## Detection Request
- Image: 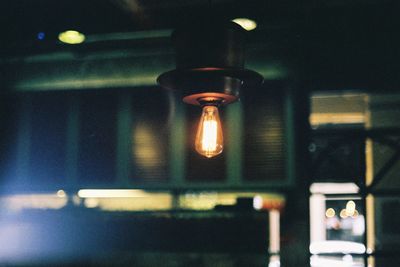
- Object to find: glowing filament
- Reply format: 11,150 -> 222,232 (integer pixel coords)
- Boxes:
202,120 -> 218,151
195,105 -> 223,158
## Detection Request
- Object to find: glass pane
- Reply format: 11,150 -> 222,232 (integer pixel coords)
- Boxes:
374,195 -> 400,253
373,255 -> 400,266
325,198 -> 364,243
371,138 -> 400,191
310,136 -> 365,183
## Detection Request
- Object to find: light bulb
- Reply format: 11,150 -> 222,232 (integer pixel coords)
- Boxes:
195,105 -> 223,158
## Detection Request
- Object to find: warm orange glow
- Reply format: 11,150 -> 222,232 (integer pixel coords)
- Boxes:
340,209 -> 348,219
133,125 -> 160,169
57,190 -> 66,198
310,112 -> 366,125
3,193 -> 68,211
179,192 -> 284,211
195,105 -> 223,158
325,208 -> 336,218
345,200 -> 356,216
352,209 -> 359,218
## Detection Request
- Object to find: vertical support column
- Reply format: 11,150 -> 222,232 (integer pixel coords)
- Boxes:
360,140 -> 369,267
169,96 -> 186,189
366,194 -> 375,265
280,85 -> 311,267
365,138 -> 375,257
285,87 -> 296,186
116,93 -> 132,188
309,194 -> 327,243
269,209 -> 281,266
65,95 -> 80,190
361,191 -> 369,266
269,209 -> 281,254
365,95 -> 375,267
226,102 -> 243,187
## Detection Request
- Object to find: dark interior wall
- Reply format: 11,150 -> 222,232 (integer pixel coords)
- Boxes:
0,82 -> 294,192
1,1 -> 400,266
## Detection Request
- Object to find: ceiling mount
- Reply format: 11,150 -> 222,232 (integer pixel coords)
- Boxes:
157,19 -> 263,105
157,18 -> 263,158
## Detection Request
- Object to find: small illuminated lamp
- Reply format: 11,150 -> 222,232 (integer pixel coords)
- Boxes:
58,30 -> 85,44
352,210 -> 359,218
345,200 -> 356,216
340,209 -> 348,219
157,19 -> 263,158
232,18 -> 257,31
56,190 -> 66,198
325,208 -> 336,218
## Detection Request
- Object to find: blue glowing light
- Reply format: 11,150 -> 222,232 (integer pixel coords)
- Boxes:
37,32 -> 45,40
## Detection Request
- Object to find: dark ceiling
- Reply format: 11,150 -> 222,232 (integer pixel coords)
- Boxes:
1,0 -> 399,53
1,0 -> 400,91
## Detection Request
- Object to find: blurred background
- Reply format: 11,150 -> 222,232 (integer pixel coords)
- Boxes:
0,0 -> 400,266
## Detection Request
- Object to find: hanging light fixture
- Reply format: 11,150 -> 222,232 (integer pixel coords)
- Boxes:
157,19 -> 263,158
